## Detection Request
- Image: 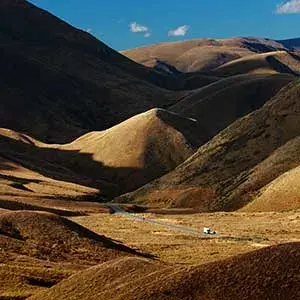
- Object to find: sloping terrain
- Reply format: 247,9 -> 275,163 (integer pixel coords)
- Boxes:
0,154 -> 104,215
0,210 -> 138,263
121,81 -> 300,211
242,165 -> 300,212
59,108 -> 208,191
231,136 -> 300,212
30,243 -> 300,300
279,37 -> 300,50
0,210 -> 141,298
213,51 -> 300,76
122,37 -> 292,72
0,128 -> 116,204
0,108 -> 207,207
170,73 -> 293,137
0,0 -> 186,143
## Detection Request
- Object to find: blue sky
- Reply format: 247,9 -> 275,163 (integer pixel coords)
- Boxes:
28,0 -> 300,50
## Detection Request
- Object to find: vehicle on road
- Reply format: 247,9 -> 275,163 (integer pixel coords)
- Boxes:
203,227 -> 216,235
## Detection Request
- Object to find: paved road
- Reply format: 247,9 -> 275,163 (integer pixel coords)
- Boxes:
106,204 -> 247,240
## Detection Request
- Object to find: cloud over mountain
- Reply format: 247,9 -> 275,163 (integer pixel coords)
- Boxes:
168,25 -> 189,37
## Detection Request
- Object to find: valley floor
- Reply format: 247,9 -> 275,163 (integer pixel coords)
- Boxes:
71,209 -> 300,265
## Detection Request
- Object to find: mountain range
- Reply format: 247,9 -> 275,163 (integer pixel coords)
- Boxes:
1,1 -> 300,298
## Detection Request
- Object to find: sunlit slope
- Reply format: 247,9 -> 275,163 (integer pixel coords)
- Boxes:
31,243 -> 300,300
122,81 -> 300,212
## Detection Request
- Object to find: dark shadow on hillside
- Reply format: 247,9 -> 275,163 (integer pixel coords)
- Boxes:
0,211 -> 156,260
0,135 -> 149,199
266,56 -> 297,75
0,157 -> 17,171
156,109 -> 210,147
0,199 -> 85,216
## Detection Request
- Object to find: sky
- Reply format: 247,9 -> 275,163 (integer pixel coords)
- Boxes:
28,0 -> 300,50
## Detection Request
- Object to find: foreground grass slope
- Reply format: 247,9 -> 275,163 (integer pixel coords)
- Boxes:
0,210 -> 140,298
30,242 -> 300,300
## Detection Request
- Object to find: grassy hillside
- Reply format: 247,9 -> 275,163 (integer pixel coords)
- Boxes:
30,243 -> 300,300
121,81 -> 300,212
122,37 -> 289,72
213,51 -> 300,76
170,73 -> 293,138
0,0 -> 183,143
0,107 -> 208,208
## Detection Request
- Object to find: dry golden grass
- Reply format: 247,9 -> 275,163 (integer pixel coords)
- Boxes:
0,210 -> 141,298
243,165 -> 300,212
29,229 -> 300,300
0,108 -> 208,206
122,37 -> 287,72
125,81 -> 300,212
70,210 -> 300,265
0,258 -> 73,299
214,51 -> 300,76
1,209 -> 299,299
57,108 -> 208,192
0,155 -> 104,215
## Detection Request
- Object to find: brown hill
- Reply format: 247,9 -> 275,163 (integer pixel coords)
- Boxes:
122,37 -> 290,72
59,108 -> 208,191
213,51 -> 300,76
230,136 -> 300,212
30,242 -> 300,300
279,37 -> 300,50
0,128 -> 115,207
0,210 -> 138,264
170,73 -> 293,138
242,165 -> 300,212
0,153 -> 102,215
0,210 -> 143,298
0,108 -> 207,207
0,0 -> 186,143
121,81 -> 300,211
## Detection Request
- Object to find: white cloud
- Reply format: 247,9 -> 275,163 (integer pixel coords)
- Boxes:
276,0 -> 300,14
129,22 -> 151,38
130,22 -> 149,33
168,25 -> 190,37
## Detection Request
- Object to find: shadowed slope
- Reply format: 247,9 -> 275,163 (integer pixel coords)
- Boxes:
0,0 -> 178,89
0,0 -> 182,143
213,51 -> 300,76
121,81 -> 300,211
0,210 -> 139,264
30,243 -> 300,300
170,73 -> 293,137
0,210 -> 145,298
229,136 -> 300,212
0,130 -> 119,199
60,108 -> 208,191
0,108 -> 207,205
279,37 -> 300,50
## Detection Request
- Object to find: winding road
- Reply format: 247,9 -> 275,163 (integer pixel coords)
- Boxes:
106,204 -> 255,241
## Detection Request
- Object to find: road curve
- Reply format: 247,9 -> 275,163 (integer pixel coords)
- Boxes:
105,204 -> 256,241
